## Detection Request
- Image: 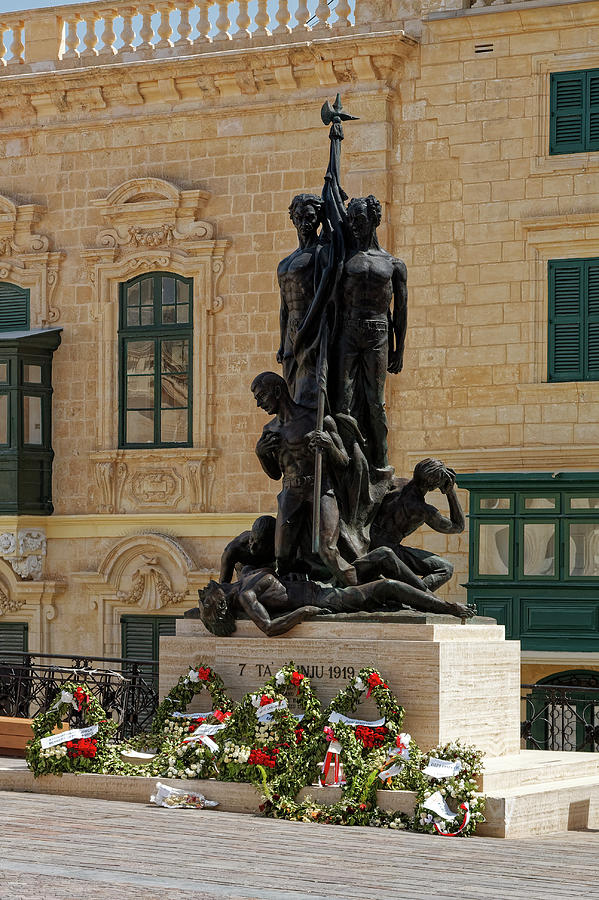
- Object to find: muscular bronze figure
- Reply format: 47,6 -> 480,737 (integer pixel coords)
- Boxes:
219,515 -> 276,583
277,194 -> 325,408
199,551 -> 473,638
370,458 -> 465,592
251,371 -> 356,586
334,195 -> 407,469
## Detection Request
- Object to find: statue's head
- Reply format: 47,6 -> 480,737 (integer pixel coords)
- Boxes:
413,458 -> 454,493
198,580 -> 237,636
289,193 -> 323,244
347,195 -> 382,249
251,371 -> 289,416
249,515 -> 276,558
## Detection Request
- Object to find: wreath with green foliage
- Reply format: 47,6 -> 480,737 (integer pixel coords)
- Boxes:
412,741 -> 485,836
151,664 -> 232,738
26,682 -> 116,777
260,668 -> 407,825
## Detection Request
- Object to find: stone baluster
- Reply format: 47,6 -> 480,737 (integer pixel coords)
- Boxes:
235,0 -> 251,38
8,20 -> 25,65
176,0 -> 193,46
61,15 -> 81,59
0,24 -> 7,66
81,13 -> 100,58
214,0 -> 231,41
294,0 -> 311,30
138,5 -> 156,50
312,0 -> 332,29
119,7 -> 137,53
254,0 -> 271,35
195,0 -> 212,42
334,0 -> 351,26
155,2 -> 174,48
274,0 -> 291,33
100,9 -> 118,55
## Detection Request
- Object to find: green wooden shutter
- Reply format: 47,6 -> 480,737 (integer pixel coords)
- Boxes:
121,616 -> 156,662
549,260 -> 584,380
0,283 -> 29,331
586,262 -> 599,379
587,71 -> 599,151
550,71 -> 586,154
0,622 -> 28,661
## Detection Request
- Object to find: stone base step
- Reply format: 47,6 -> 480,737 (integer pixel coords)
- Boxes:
480,750 -> 599,793
3,754 -> 599,839
480,775 -> 599,838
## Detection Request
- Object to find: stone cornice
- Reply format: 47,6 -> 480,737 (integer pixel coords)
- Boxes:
0,28 -> 417,124
407,446 -> 599,473
427,0 -> 599,39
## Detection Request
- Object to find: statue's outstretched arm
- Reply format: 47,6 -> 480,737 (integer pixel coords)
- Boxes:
238,584 -> 320,636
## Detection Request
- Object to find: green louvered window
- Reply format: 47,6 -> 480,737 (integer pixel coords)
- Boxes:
121,614 -> 180,690
0,283 -> 29,331
548,258 -> 599,382
550,69 -> 599,155
0,622 -> 28,662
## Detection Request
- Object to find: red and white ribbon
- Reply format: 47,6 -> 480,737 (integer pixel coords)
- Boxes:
433,802 -> 471,836
319,740 -> 344,786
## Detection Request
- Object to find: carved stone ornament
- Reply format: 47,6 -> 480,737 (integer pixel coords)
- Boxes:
117,553 -> 187,609
0,194 -> 63,324
0,584 -> 26,616
0,528 -> 47,581
89,178 -> 214,252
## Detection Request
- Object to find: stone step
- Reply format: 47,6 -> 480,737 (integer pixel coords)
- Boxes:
480,750 -> 599,792
479,774 -> 599,839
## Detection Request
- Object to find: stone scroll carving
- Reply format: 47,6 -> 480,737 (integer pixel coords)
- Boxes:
0,194 -> 63,325
0,529 -> 47,582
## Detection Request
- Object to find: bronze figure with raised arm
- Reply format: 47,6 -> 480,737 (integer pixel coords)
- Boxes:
370,457 -> 466,592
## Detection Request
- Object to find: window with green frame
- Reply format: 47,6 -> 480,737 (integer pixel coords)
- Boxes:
461,473 -> 599,650
550,69 -> 599,155
119,272 -> 192,448
121,614 -> 180,690
548,258 -> 599,382
0,621 -> 28,661
468,481 -> 599,583
0,282 -> 29,331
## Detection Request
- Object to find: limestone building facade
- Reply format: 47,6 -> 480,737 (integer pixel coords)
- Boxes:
0,0 -> 598,698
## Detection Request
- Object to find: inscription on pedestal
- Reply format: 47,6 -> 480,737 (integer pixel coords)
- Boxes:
239,662 -> 356,681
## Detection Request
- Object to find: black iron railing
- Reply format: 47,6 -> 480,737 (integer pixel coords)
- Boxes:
0,652 -> 159,739
521,683 -> 599,752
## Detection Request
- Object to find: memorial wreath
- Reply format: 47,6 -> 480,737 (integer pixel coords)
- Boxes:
26,682 -> 116,777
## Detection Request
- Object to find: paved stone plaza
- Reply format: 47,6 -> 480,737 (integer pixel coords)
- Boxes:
1,791 -> 599,900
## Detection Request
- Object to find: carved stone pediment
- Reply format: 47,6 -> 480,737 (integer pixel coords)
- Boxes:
90,178 -> 214,252
0,193 -> 63,324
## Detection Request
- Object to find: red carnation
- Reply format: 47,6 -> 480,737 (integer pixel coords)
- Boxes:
197,666 -> 211,681
290,671 -> 304,686
259,695 -> 272,707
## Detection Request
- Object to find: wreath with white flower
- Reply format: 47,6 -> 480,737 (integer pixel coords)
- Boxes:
151,664 -> 233,739
26,682 -> 116,777
412,741 -> 485,837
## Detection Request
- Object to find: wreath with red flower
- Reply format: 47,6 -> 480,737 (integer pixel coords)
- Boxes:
151,663 -> 233,739
26,681 -> 116,777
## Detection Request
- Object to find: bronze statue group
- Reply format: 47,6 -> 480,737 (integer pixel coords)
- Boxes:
195,98 -> 473,637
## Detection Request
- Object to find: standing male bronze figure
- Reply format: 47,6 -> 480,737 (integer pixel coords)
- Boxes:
334,195 -> 407,470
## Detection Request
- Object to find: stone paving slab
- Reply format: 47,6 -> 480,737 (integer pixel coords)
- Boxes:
2,790 -> 599,900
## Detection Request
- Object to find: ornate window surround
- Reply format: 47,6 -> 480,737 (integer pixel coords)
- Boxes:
0,557 -> 65,653
0,194 -> 63,326
71,532 -> 214,658
81,178 -> 230,514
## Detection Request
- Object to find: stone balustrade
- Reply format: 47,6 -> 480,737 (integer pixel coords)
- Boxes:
0,0 -> 362,71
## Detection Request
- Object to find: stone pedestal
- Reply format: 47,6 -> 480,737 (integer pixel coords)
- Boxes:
160,616 -> 521,757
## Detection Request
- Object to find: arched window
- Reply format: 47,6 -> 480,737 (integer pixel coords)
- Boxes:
118,272 -> 192,448
525,670 -> 599,752
0,282 -> 29,331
